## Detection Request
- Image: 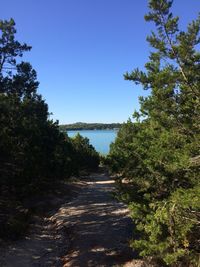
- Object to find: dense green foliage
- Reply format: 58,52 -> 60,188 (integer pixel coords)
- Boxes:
71,133 -> 100,173
59,122 -> 121,131
107,1 -> 200,266
0,19 -> 99,239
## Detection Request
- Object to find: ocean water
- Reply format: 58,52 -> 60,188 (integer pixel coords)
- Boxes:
67,129 -> 118,155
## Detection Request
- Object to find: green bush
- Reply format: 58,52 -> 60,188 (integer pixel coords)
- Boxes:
71,133 -> 100,173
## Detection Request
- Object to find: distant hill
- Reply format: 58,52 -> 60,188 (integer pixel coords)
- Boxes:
59,122 -> 122,131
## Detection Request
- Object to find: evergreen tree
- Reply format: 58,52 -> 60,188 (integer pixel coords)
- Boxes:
0,19 -> 100,238
108,1 -> 200,265
0,19 -> 73,196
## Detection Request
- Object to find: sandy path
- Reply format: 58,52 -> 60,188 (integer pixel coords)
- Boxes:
0,172 -> 136,267
58,172 -> 135,266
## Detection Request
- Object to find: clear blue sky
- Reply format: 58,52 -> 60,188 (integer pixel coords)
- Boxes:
1,0 -> 200,124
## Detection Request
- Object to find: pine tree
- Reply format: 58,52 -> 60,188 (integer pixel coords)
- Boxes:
0,19 -> 77,238
108,1 -> 200,265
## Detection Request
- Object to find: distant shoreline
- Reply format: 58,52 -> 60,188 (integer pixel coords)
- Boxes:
65,129 -> 119,132
59,122 -> 122,131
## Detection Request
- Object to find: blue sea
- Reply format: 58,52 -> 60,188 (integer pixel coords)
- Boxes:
67,130 -> 118,155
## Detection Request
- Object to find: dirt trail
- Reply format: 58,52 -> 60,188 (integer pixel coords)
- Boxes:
0,172 -> 137,267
